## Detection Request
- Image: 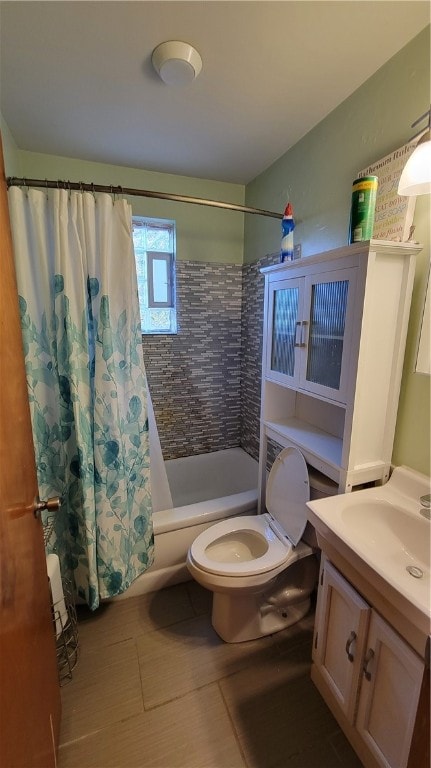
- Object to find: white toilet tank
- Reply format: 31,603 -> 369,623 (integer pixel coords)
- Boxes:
304,466 -> 338,547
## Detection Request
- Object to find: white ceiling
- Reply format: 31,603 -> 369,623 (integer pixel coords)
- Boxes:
0,1 -> 429,184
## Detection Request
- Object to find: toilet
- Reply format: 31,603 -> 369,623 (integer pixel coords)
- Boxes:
186,446 -> 337,643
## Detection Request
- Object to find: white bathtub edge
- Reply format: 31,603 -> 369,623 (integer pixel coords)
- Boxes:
153,489 -> 257,535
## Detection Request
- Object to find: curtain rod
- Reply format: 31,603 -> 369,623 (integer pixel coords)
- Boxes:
6,177 -> 283,220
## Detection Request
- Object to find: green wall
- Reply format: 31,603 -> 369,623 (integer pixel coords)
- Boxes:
244,27 -> 430,475
1,112 -> 21,176
11,150 -> 246,265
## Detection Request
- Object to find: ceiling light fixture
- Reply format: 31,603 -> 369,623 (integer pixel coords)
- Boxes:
398,109 -> 431,197
152,41 -> 202,87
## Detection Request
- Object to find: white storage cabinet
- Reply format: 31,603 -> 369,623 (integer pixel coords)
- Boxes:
258,239 -> 421,500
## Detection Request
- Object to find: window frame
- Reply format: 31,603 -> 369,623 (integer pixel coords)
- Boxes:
147,251 -> 174,308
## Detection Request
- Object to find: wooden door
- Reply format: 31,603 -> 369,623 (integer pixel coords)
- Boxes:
0,135 -> 61,766
312,557 -> 369,723
356,611 -> 424,768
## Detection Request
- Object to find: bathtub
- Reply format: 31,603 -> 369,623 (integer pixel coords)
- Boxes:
119,447 -> 258,597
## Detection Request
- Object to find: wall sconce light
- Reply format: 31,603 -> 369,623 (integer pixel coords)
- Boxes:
152,41 -> 202,87
398,110 -> 431,196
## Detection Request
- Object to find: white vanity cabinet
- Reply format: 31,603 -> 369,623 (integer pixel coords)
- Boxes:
258,239 -> 422,499
312,557 -> 427,768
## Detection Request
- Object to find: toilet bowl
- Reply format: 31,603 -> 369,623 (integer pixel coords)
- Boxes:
187,447 -> 337,643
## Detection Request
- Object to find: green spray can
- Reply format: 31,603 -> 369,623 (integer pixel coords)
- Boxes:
349,176 -> 378,243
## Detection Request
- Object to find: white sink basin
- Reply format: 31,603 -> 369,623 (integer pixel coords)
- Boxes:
307,466 -> 431,637
340,500 -> 430,567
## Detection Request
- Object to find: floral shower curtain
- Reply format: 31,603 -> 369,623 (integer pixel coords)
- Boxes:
8,186 -> 155,609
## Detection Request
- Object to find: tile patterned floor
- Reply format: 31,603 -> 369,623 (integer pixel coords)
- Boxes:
58,581 -> 363,768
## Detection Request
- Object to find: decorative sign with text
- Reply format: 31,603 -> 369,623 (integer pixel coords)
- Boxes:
358,139 -> 418,242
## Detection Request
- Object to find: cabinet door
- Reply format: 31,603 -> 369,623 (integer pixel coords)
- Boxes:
266,277 -> 303,386
313,559 -> 370,723
356,612 -> 424,768
300,267 -> 357,403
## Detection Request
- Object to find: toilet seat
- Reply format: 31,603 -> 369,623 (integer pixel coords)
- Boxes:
266,447 -> 310,546
188,447 -> 312,578
188,514 -> 296,577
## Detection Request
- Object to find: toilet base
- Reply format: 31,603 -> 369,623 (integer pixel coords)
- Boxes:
211,592 -> 311,643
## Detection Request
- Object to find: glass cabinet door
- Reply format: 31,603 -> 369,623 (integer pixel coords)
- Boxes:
301,268 -> 357,402
266,278 -> 302,384
265,268 -> 356,401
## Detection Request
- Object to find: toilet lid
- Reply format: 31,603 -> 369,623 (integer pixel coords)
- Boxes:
266,447 -> 310,546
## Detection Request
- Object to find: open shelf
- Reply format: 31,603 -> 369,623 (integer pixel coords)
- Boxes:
264,417 -> 343,482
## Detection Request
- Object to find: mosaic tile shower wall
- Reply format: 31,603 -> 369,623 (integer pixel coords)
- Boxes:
240,254 -> 279,461
142,260 -> 242,460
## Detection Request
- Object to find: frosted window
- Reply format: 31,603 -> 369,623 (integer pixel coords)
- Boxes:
152,259 -> 168,303
133,218 -> 176,334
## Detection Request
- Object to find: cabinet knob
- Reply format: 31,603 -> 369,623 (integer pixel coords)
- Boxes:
362,647 -> 375,681
345,630 -> 357,662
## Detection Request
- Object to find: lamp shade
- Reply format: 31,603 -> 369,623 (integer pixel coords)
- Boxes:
152,41 -> 202,86
398,133 -> 431,196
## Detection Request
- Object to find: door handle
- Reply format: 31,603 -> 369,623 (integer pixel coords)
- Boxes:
33,496 -> 62,518
301,320 -> 309,347
294,321 -> 308,348
294,321 -> 302,347
345,630 -> 357,662
362,648 -> 375,681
